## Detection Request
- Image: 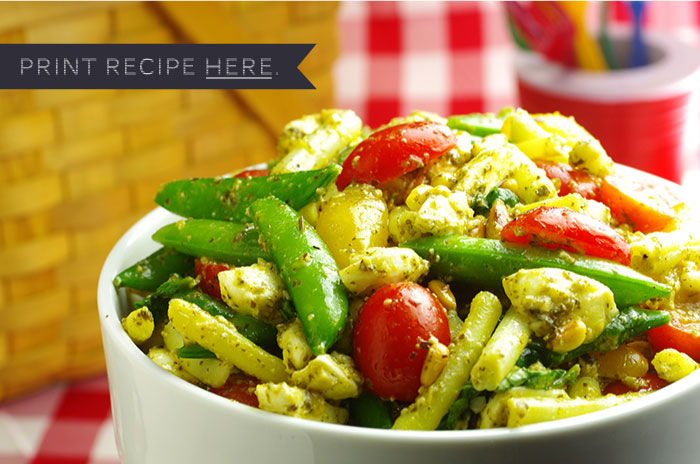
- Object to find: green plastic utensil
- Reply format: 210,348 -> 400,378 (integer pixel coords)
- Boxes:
599,1 -> 619,69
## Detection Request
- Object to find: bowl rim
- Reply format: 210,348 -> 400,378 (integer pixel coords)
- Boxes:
97,164 -> 700,443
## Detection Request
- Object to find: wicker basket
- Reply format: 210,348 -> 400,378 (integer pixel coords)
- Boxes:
0,1 -> 339,402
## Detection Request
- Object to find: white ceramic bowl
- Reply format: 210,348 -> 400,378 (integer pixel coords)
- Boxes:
98,168 -> 700,464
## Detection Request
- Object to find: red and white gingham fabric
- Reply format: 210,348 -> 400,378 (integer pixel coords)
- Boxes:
2,2 -> 700,463
0,377 -> 117,464
333,1 -> 700,128
334,1 -> 517,128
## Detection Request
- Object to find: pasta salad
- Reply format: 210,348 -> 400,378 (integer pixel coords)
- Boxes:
114,108 -> 700,430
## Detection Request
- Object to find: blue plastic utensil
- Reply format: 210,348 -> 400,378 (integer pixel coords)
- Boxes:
629,1 -> 649,67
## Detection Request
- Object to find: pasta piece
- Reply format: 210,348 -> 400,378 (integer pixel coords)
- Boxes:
568,376 -> 602,400
471,307 -> 531,391
479,387 -> 568,429
630,231 -> 700,276
272,109 -> 363,174
503,268 -> 618,352
277,318 -> 314,372
255,383 -> 349,424
161,321 -> 234,388
147,347 -> 197,384
392,291 -> 502,430
456,143 -> 556,204
506,393 -> 638,427
339,247 -> 429,295
652,348 -> 699,383
218,259 -> 287,324
168,298 -> 288,383
290,352 -> 362,400
121,306 -> 154,344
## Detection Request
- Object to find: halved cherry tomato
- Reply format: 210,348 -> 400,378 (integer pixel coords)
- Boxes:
336,121 -> 456,190
233,168 -> 270,178
209,374 -> 261,408
353,282 -> 450,402
603,372 -> 668,395
501,206 -> 631,265
600,175 -> 675,233
194,258 -> 231,300
535,160 -> 600,200
647,307 -> 700,361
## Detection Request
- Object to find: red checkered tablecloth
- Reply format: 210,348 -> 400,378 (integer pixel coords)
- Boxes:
0,377 -> 117,464
2,2 -> 700,463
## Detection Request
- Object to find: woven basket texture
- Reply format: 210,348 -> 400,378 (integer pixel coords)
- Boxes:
0,1 -> 339,402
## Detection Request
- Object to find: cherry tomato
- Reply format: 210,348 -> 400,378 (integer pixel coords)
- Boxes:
602,372 -> 668,395
233,168 -> 270,178
501,206 -> 631,265
209,374 -> 261,408
353,282 -> 451,402
194,258 -> 231,300
600,175 -> 676,233
336,121 -> 457,190
647,308 -> 700,361
535,160 -> 600,200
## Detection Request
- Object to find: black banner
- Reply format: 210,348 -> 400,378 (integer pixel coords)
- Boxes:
0,44 -> 315,89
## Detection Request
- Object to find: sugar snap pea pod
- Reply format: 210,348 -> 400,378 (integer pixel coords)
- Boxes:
155,164 -> 341,222
152,219 -> 269,265
402,235 -> 670,307
447,113 -> 505,136
517,306 -> 671,367
177,344 -> 217,359
349,391 -> 393,429
113,247 -> 193,292
250,196 -> 348,355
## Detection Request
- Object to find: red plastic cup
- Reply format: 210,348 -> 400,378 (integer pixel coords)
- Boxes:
517,31 -> 700,183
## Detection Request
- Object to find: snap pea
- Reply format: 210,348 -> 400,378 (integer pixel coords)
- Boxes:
155,164 -> 341,222
250,196 -> 348,355
113,247 -> 193,292
447,113 -> 505,137
349,392 -> 393,429
152,219 -> 269,265
517,306 -> 671,367
402,235 -> 670,307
